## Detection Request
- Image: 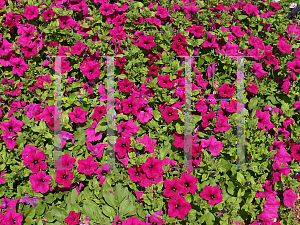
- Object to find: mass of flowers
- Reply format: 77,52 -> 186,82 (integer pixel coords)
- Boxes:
0,0 -> 300,224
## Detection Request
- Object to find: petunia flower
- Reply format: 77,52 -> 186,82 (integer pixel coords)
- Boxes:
137,35 -> 156,50
136,133 -> 157,153
201,111 -> 215,128
263,196 -> 280,218
0,198 -> 19,211
132,102 -> 154,124
65,211 -> 80,225
118,78 -> 134,93
77,155 -> 99,175
81,61 -> 101,80
99,3 -> 114,15
9,57 -> 29,77
116,119 -> 139,138
251,212 -> 274,225
86,141 -> 106,159
85,120 -> 104,142
283,187 -> 298,207
91,105 -> 107,122
68,106 -> 87,123
291,144 -> 300,161
141,157 -> 163,180
200,185 -> 223,205
115,137 -> 131,158
41,7 -> 55,21
23,151 -> 47,173
29,171 -> 52,194
214,115 -> 231,133
2,209 -> 23,225
217,83 -> 235,98
201,135 -> 223,156
161,106 -> 179,123
58,15 -> 77,29
179,172 -> 198,195
95,164 -> 113,185
19,194 -> 42,207
113,213 -> 127,225
163,178 -> 185,198
55,170 -> 74,187
168,195 -> 191,219
70,41 -> 86,55
57,131 -> 75,149
0,116 -> 24,133
255,109 -> 274,130
271,161 -> 290,183
22,6 -> 39,20
54,154 -> 76,170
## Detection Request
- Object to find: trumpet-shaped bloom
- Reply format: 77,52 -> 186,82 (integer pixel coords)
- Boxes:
163,178 -> 185,198
0,116 -> 24,133
136,133 -> 157,153
291,144 -> 300,161
54,154 -> 76,170
65,211 -> 80,225
55,170 -> 74,187
86,141 -> 106,159
161,106 -> 179,123
200,185 -> 223,205
77,155 -> 99,175
68,106 -> 87,123
137,35 -> 156,50
217,83 -> 235,98
168,195 -> 191,219
118,78 -> 134,93
10,57 -> 29,76
81,61 -> 101,79
115,137 -> 131,158
201,135 -> 223,156
23,6 -> 39,20
23,151 -> 47,173
116,119 -> 139,138
283,187 -> 298,207
85,120 -> 104,142
2,209 -> 23,225
91,105 -> 107,122
142,157 -> 163,180
29,171 -> 52,194
179,172 -> 198,195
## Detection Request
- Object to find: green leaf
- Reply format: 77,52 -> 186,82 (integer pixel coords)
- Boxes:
82,199 -> 102,220
204,211 -> 215,225
119,199 -> 135,217
153,110 -> 161,121
115,183 -> 128,204
238,15 -> 248,20
175,123 -> 184,134
36,201 -> 45,216
237,172 -> 245,184
226,181 -> 235,195
31,126 -> 42,133
103,190 -> 117,209
70,188 -> 79,204
248,97 -> 258,110
102,205 -> 116,218
52,206 -> 68,222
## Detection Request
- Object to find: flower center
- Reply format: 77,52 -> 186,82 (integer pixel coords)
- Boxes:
16,64 -> 20,68
122,127 -> 125,132
40,179 -> 45,183
210,194 -> 214,199
172,187 -> 176,191
128,104 -> 132,107
258,119 -> 262,123
175,204 -> 179,209
185,182 -> 189,187
33,160 -> 38,164
89,70 -> 93,74
122,144 -> 126,147
168,113 -> 172,116
101,171 -> 107,176
8,126 -> 13,132
135,172 -> 139,176
63,174 -> 67,179
149,165 -> 153,169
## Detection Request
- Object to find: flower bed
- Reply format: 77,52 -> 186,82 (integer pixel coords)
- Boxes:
1,0 -> 300,224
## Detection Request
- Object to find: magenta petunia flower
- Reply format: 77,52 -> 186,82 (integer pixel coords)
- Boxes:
58,15 -> 77,29
206,63 -> 218,78
133,103 -> 154,124
272,147 -> 292,167
217,83 -> 235,98
251,212 -> 274,225
23,151 -> 47,173
22,6 -> 39,20
91,105 -> 107,122
81,61 -> 101,79
68,106 -> 87,123
291,144 -> 300,161
179,172 -> 198,195
283,187 -> 297,207
55,169 -> 74,187
21,43 -> 38,58
99,3 -> 114,15
126,216 -> 146,225
86,141 -> 106,159
113,213 -> 127,225
24,103 -> 41,119
54,154 -> 76,170
271,161 -> 290,183
41,7 -> 55,21
200,185 -> 223,205
0,171 -> 6,184
163,177 -> 185,198
65,211 -> 80,225
39,105 -> 61,123
161,106 -> 179,123
263,196 -> 280,219
201,135 -> 223,156
29,171 -> 52,194
116,119 -> 139,138
0,198 -> 19,211
19,194 -> 42,207
137,35 -> 156,50
115,137 -> 131,158
201,111 -> 215,128
85,120 -> 104,142
95,164 -> 112,185
118,78 -> 134,93
214,115 -> 231,133
77,155 -> 99,175
243,2 -> 259,16
172,132 -> 184,149
136,133 -> 157,153
128,165 -> 144,183
2,209 -> 23,225
70,41 -> 86,55
141,157 -> 163,180
9,57 -> 29,77
57,131 -> 75,149
255,109 -> 275,130
168,195 -> 191,219
0,116 -> 24,133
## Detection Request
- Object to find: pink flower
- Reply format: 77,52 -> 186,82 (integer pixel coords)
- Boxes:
200,185 -> 223,205
70,41 -> 86,55
201,135 -> 223,156
55,170 -> 74,187
77,155 -> 99,175
172,132 -> 184,149
246,81 -> 259,94
65,211 -> 80,225
271,161 -> 290,183
243,2 -> 259,16
41,7 -> 55,21
141,157 -> 163,180
29,171 -> 52,193
202,32 -> 218,48
277,40 -> 292,54
119,78 -> 134,93
23,6 -> 39,20
126,216 -> 146,225
156,5 -> 169,18
283,187 -> 297,207
132,101 -> 154,124
0,116 -> 24,133
214,115 -> 231,133
115,137 -> 131,158
168,195 -> 191,219
232,24 -> 245,38
39,105 -> 60,123
250,212 -> 273,225
9,57 -> 29,76
85,120 -> 104,142
57,131 -> 75,149
263,196 -> 280,218
116,119 -> 139,138
163,178 -> 185,198
86,141 -> 106,159
179,172 -> 198,195
291,144 -> 300,161
54,154 -> 76,170
137,35 -> 156,50
95,164 -> 112,185
91,105 -> 107,122
2,209 -> 23,225
161,106 -> 179,123
218,83 -> 235,98
23,151 -> 47,173
68,106 -> 87,123
201,111 -> 215,127
255,109 -> 274,130
0,171 -> 6,184
206,63 -> 217,78
81,61 -> 101,79
58,15 -> 77,29
0,198 -> 19,211
99,3 -> 114,15
136,134 -> 157,153
287,58 -> 300,73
